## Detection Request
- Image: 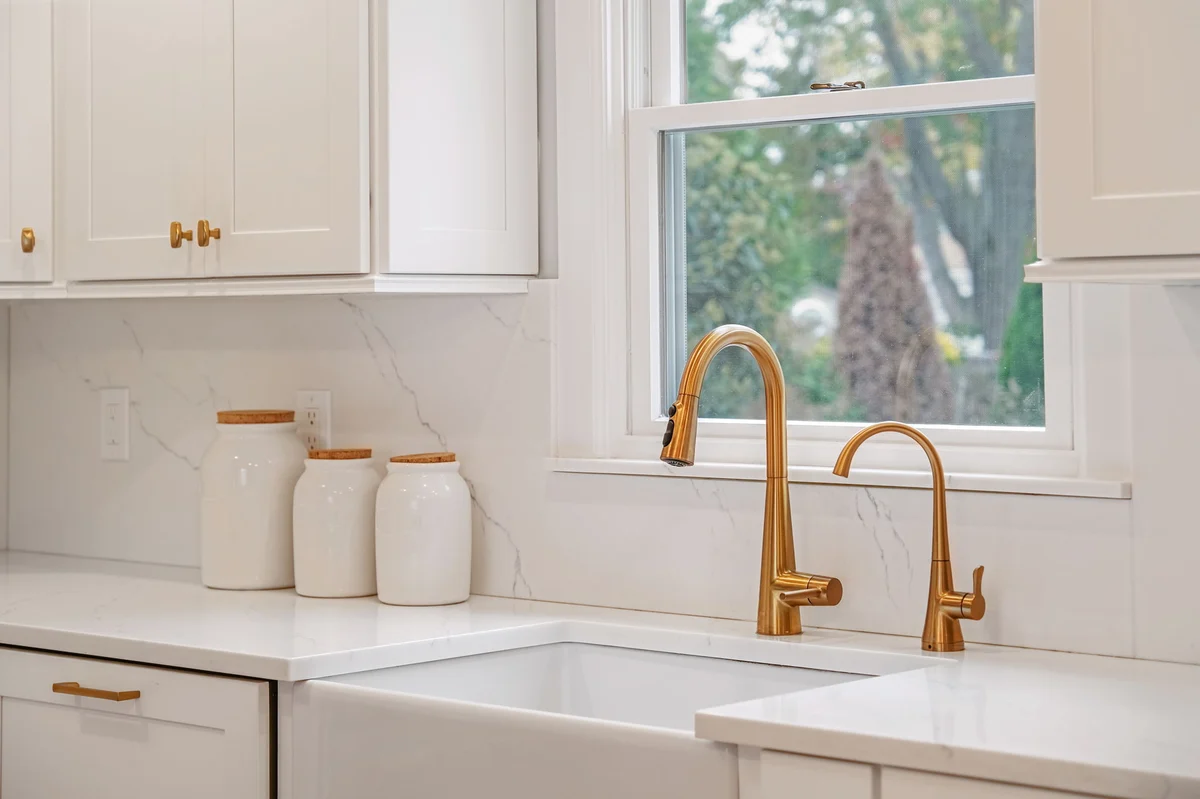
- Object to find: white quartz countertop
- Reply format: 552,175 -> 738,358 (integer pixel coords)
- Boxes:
0,552 -> 1196,799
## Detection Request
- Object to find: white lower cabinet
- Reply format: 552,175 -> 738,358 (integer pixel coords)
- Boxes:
744,750 -> 1095,799
0,647 -> 270,799
882,768 -> 1093,799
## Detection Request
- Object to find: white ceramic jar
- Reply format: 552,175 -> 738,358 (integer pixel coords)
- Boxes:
293,449 -> 381,598
375,452 -> 471,605
200,410 -> 307,589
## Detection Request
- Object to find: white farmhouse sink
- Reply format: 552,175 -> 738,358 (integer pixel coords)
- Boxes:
294,641 -> 870,799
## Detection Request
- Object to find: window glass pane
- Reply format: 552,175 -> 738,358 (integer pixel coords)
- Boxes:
664,106 -> 1041,426
685,0 -> 1034,102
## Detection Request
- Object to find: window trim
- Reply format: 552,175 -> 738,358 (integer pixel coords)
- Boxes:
550,0 -> 1132,495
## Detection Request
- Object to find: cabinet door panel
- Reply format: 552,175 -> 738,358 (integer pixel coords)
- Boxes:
57,0 -> 206,280
883,767 -> 1091,799
386,0 -> 538,276
1038,0 -> 1200,258
0,647 -> 268,799
203,0 -> 368,277
0,0 -> 52,282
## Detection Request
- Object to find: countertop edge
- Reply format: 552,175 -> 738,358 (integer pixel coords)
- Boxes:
695,712 -> 1196,799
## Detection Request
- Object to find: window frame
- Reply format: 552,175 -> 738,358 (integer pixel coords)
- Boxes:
550,0 -> 1133,493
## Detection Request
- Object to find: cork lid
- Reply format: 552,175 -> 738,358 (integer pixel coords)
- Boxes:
308,448 -> 372,460
217,410 -> 295,424
390,452 -> 457,464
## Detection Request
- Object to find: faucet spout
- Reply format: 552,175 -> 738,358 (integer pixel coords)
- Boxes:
661,325 -> 842,636
833,421 -> 985,651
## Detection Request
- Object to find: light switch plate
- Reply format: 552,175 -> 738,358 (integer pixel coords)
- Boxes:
100,388 -> 130,462
296,390 -> 332,451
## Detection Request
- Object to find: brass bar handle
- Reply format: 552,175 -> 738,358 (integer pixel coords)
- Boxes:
197,219 -> 221,247
775,572 -> 844,607
169,221 -> 193,249
20,227 -> 35,253
52,681 -> 141,702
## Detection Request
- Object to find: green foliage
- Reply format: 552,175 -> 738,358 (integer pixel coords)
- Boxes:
997,281 -> 1044,402
677,0 -> 1041,426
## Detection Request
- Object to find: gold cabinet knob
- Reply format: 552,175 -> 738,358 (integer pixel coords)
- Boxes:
170,221 -> 193,249
20,227 -> 35,253
197,219 -> 221,247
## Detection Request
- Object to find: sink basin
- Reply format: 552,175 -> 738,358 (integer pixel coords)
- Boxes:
295,641 -> 869,799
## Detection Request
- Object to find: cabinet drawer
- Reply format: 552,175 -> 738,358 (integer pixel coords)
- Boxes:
0,647 -> 269,799
883,767 -> 1093,799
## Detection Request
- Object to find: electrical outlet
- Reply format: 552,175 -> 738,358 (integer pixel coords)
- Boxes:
100,387 -> 130,462
296,390 -> 332,451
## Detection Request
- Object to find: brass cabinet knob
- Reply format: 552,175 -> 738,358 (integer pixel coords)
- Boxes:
197,219 -> 221,247
170,221 -> 194,249
20,227 -> 35,253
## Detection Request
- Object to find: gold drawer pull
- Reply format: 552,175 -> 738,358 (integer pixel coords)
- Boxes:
53,681 -> 141,702
20,227 -> 35,253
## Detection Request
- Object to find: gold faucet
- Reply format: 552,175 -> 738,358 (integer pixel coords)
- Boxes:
833,422 -> 986,652
661,324 -> 843,636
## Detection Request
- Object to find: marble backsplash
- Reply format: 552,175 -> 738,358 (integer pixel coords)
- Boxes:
7,284 -> 1196,664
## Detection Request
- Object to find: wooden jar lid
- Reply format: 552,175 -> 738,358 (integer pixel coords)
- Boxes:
390,452 -> 456,464
308,448 -> 373,460
216,410 -> 295,424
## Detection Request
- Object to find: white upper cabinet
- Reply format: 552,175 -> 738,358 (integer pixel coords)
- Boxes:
57,0 -> 207,281
0,0 -> 53,283
383,0 -> 539,276
202,0 -> 368,278
58,0 -> 368,282
43,0 -> 536,295
1031,0 -> 1200,282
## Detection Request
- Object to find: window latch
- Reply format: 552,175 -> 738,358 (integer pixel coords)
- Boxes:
810,81 -> 866,92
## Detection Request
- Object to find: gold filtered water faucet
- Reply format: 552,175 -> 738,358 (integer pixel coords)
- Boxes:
833,422 -> 986,652
661,325 -> 843,636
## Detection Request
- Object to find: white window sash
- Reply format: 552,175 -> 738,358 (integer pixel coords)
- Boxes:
553,0 -> 1131,487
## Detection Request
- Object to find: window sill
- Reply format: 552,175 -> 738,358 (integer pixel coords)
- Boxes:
548,458 -> 1131,500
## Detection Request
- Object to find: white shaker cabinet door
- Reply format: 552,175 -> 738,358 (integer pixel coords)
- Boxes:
740,749 -> 874,799
0,648 -> 270,799
201,0 -> 369,277
384,0 -> 538,276
1037,0 -> 1200,259
56,0 -> 207,281
0,0 -> 52,283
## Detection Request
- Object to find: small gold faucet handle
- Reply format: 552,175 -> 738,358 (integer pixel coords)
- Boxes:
775,572 -> 843,608
962,565 -> 986,621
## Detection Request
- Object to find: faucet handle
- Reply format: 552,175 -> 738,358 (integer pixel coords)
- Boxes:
959,566 -> 987,621
775,572 -> 843,608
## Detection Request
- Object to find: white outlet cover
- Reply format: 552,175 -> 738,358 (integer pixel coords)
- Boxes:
296,390 -> 332,451
100,387 -> 130,462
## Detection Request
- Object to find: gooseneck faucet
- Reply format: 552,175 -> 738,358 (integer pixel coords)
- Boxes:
661,324 -> 843,636
833,422 -> 986,651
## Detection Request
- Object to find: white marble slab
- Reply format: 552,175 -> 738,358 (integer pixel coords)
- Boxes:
0,552 -> 1197,799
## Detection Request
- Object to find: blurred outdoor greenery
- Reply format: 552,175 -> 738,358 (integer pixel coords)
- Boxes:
678,0 -> 1043,427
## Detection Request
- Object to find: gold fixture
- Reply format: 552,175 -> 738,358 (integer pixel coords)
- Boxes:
169,221 -> 193,249
661,324 -> 843,636
833,422 -> 986,652
20,227 -> 35,253
52,682 -> 141,702
197,219 -> 221,247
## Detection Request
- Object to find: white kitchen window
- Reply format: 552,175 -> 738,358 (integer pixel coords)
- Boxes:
551,0 -> 1131,496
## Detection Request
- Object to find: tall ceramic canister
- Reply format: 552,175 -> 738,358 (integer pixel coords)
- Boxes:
375,452 -> 472,605
293,448 -> 381,598
200,410 -> 307,589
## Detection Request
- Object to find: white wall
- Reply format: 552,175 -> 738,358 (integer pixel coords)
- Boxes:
10,284 -> 1200,665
